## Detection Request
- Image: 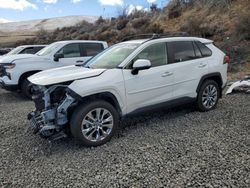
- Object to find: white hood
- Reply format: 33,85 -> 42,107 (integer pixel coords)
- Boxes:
0,54 -> 37,64
28,65 -> 106,86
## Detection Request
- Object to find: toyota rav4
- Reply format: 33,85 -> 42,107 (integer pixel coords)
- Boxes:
27,36 -> 228,147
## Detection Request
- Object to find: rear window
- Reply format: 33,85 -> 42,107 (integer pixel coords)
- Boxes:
21,46 -> 45,54
195,41 -> 212,57
167,41 -> 196,63
82,43 -> 104,57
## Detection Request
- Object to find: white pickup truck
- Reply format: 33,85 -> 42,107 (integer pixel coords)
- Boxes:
0,40 -> 108,97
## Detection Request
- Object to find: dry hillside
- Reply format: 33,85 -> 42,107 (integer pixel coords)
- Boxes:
15,0 -> 250,74
0,16 -> 97,47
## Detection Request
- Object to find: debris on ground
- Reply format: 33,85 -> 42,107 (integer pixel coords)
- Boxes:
226,76 -> 250,95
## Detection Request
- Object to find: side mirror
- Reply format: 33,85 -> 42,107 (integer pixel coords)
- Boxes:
54,53 -> 64,62
131,59 -> 151,75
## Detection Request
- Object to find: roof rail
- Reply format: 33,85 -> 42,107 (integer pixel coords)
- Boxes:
121,32 -> 189,42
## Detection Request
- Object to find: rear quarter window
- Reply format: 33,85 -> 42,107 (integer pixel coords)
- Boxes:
195,41 -> 212,57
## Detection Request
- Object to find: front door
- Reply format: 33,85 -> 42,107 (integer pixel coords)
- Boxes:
123,42 -> 174,114
57,43 -> 86,66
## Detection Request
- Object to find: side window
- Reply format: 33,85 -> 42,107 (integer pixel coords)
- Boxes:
58,43 -> 81,58
167,41 -> 196,63
133,43 -> 168,68
195,41 -> 212,57
33,47 -> 44,53
82,43 -> 104,57
20,47 -> 35,54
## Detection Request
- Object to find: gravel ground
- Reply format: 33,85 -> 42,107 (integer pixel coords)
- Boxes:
0,88 -> 249,187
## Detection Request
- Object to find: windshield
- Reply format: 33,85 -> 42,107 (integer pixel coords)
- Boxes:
85,43 -> 139,69
36,42 -> 61,56
7,46 -> 25,55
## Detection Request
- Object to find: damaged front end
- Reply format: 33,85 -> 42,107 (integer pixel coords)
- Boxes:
27,84 -> 78,140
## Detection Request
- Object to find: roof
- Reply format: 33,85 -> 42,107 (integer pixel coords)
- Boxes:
123,37 -> 213,45
18,45 -> 47,47
55,40 -> 107,44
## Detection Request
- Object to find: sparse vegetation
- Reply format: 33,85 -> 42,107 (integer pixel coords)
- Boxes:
14,0 -> 249,73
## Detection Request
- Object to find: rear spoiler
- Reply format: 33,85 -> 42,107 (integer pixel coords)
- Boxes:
194,37 -> 213,45
201,39 -> 213,45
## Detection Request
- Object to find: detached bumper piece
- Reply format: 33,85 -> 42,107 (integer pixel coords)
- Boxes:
226,76 -> 250,95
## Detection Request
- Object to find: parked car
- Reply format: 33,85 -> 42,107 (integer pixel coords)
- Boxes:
4,45 -> 47,56
0,40 -> 108,97
0,48 -> 12,56
27,36 -> 228,146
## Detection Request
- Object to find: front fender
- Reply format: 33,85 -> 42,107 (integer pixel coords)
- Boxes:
68,69 -> 126,114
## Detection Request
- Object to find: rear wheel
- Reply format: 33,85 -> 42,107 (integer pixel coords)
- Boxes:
20,78 -> 32,99
197,80 -> 220,112
70,100 -> 119,147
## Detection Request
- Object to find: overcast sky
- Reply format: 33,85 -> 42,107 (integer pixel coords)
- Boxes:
0,0 -> 169,22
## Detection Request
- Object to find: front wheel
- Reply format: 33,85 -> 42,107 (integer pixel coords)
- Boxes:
70,100 -> 120,147
197,80 -> 220,112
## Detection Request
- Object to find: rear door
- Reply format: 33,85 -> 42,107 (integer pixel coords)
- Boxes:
167,41 -> 209,99
80,43 -> 105,63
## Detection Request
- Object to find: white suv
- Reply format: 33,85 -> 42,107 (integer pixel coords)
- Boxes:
0,40 -> 108,97
27,36 -> 228,146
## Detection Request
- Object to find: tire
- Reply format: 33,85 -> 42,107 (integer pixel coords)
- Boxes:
20,78 -> 32,99
70,100 -> 120,147
197,80 -> 220,112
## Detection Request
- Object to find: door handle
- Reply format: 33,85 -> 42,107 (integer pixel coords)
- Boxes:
76,60 -> 84,63
198,63 -> 207,68
162,72 -> 173,77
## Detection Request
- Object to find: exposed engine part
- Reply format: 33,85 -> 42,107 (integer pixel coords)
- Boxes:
28,84 -> 76,140
57,94 -> 75,125
226,76 -> 250,95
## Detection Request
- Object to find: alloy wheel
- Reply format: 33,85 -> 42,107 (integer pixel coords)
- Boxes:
202,84 -> 218,109
81,108 -> 114,142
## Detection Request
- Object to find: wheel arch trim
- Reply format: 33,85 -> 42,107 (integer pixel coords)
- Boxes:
196,72 -> 223,97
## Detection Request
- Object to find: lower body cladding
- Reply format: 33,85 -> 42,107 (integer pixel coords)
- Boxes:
28,85 -> 76,140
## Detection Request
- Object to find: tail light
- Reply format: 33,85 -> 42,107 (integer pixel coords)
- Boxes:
224,55 -> 230,64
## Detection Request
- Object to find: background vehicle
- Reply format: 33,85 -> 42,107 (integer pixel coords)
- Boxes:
0,48 -> 12,56
0,40 -> 108,98
4,45 -> 47,56
27,35 -> 228,146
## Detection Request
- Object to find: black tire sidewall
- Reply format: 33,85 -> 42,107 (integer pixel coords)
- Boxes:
70,100 -> 120,147
197,80 -> 220,112
20,78 -> 32,99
